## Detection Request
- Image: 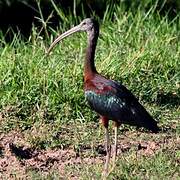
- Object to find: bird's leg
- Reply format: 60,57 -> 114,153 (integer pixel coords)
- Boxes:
101,116 -> 111,177
104,126 -> 111,175
112,121 -> 120,168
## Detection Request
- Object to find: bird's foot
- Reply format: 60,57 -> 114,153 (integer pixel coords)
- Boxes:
102,169 -> 109,180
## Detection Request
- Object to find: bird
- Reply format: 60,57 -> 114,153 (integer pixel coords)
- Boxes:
47,18 -> 159,177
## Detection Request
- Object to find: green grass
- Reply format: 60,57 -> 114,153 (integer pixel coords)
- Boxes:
0,5 -> 179,179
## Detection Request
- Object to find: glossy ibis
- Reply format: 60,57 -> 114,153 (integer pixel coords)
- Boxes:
47,18 -> 159,176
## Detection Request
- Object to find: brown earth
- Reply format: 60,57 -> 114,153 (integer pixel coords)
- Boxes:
0,130 -> 179,179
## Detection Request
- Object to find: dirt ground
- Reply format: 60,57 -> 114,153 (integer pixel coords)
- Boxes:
0,130 -> 179,179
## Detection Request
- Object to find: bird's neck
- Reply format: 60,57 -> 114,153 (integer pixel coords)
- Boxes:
84,29 -> 99,80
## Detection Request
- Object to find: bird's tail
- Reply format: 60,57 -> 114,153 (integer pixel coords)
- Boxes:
132,101 -> 160,133
145,118 -> 159,133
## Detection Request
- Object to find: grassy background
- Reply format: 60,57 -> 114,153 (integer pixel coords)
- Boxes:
0,3 -> 179,179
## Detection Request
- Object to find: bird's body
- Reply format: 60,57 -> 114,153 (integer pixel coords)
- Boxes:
47,18 -> 159,177
84,73 -> 158,132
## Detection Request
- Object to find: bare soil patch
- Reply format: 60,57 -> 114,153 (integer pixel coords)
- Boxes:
0,130 -> 179,179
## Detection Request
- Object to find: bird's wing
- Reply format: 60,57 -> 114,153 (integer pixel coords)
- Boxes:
85,79 -> 159,132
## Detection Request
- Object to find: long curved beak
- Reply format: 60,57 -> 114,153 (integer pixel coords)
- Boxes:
46,24 -> 81,55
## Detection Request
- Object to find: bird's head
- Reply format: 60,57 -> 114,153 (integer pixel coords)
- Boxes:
78,18 -> 96,31
46,18 -> 99,54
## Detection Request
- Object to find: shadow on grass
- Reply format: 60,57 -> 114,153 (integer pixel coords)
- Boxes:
156,92 -> 180,107
9,143 -> 35,159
